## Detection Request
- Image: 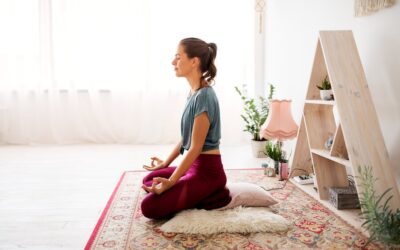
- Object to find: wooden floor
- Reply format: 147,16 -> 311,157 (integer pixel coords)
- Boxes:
0,144 -> 266,250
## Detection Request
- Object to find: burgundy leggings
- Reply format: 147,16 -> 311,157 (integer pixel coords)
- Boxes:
141,154 -> 231,219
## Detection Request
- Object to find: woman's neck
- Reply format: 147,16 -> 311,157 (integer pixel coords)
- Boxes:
186,74 -> 203,94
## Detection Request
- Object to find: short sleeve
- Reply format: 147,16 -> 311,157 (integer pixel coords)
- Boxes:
193,90 -> 214,120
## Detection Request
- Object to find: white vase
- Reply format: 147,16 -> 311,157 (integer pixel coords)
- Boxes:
250,140 -> 267,158
320,89 -> 334,100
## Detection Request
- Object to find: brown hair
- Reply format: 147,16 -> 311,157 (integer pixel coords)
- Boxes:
179,37 -> 217,86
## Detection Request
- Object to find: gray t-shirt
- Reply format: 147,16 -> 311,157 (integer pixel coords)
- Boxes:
180,86 -> 221,154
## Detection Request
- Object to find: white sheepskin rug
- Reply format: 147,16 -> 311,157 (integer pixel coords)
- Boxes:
159,206 -> 291,235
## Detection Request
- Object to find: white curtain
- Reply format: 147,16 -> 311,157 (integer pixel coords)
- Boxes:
0,0 -> 254,145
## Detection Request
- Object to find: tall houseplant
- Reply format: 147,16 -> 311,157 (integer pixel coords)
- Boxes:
235,84 -> 275,157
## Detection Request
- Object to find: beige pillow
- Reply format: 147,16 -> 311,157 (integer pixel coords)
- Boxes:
217,182 -> 278,210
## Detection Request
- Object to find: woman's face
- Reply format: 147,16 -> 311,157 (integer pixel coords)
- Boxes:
171,44 -> 196,77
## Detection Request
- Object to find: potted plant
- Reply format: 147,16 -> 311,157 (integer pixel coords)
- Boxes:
265,141 -> 282,174
317,76 -> 333,100
235,84 -> 275,157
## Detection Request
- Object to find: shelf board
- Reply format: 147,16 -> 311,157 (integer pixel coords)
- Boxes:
311,148 -> 351,167
305,100 -> 335,105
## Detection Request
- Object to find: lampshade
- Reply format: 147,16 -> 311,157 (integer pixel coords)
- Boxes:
260,100 -> 298,141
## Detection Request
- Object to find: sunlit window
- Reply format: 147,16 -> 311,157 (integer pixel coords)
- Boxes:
0,0 -> 254,91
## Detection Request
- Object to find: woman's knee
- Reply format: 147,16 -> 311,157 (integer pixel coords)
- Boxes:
141,196 -> 167,219
141,198 -> 156,219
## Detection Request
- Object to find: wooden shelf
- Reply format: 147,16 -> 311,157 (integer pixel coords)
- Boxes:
305,100 -> 335,105
291,30 -> 400,215
311,149 -> 351,167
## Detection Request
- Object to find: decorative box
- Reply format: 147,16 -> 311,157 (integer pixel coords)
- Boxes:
328,186 -> 360,210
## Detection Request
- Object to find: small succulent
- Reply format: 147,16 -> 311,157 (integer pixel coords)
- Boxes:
317,76 -> 332,90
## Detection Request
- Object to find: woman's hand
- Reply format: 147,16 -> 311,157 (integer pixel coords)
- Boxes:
141,177 -> 175,195
143,157 -> 166,171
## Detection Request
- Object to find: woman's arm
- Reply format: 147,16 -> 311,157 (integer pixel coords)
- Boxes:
142,112 -> 209,194
168,112 -> 210,184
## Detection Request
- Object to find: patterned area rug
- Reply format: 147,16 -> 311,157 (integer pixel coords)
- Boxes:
85,169 -> 379,250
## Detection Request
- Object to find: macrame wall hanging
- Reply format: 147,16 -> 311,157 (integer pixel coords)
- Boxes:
354,0 -> 396,16
255,0 -> 266,33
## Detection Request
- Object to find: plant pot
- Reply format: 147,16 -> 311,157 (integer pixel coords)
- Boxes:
274,160 -> 279,174
320,89 -> 334,100
279,161 -> 289,181
250,140 -> 267,158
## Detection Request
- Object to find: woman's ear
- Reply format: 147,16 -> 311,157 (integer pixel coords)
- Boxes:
191,57 -> 200,68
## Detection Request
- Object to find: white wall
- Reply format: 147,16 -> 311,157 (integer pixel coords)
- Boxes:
264,0 -> 400,180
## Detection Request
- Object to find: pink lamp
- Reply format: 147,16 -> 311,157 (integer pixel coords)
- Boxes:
260,100 -> 298,180
260,100 -> 298,141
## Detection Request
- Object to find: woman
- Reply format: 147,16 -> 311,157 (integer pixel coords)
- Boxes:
141,37 -> 231,219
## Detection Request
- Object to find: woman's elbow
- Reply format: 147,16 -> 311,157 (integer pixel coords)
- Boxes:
188,145 -> 203,155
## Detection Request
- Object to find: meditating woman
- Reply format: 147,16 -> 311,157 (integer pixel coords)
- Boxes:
141,37 -> 231,219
